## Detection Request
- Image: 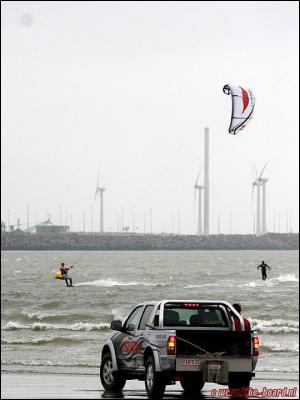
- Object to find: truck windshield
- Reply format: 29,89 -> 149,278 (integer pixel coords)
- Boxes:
163,303 -> 228,327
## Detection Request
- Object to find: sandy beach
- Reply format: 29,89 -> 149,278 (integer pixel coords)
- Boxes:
1,371 -> 299,399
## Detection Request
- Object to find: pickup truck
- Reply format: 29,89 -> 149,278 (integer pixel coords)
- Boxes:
100,300 -> 259,397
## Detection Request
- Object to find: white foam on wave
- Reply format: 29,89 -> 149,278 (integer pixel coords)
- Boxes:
242,281 -> 257,287
250,318 -> 299,333
20,310 -> 64,321
2,359 -> 98,367
76,278 -> 167,287
1,336 -> 80,345
261,341 -> 299,353
273,273 -> 298,283
241,280 -> 273,288
258,326 -> 298,334
3,321 -> 110,331
20,310 -> 98,322
241,274 -> 298,288
21,310 -> 47,320
184,283 -> 220,288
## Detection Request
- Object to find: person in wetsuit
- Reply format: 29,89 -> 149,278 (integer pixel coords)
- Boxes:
257,260 -> 271,281
60,262 -> 73,286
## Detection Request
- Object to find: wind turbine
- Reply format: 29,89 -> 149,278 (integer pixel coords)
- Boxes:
252,163 -> 267,236
260,176 -> 268,234
194,169 -> 204,235
93,166 -> 105,233
258,163 -> 268,235
252,179 -> 261,235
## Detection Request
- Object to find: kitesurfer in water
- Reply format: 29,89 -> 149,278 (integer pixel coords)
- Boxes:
257,260 -> 271,281
60,262 -> 73,286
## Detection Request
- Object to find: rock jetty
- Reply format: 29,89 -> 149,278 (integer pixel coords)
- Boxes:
1,232 -> 298,251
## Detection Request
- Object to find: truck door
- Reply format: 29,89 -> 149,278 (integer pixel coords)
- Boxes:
135,305 -> 155,370
114,306 -> 144,370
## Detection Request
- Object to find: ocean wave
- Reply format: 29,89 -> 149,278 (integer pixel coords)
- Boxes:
75,278 -> 168,287
1,359 -> 98,367
184,283 -> 220,288
1,336 -> 82,345
257,326 -> 299,334
273,273 -> 298,283
40,301 -> 64,309
20,310 -> 98,322
250,318 -> 298,334
241,274 -> 298,288
261,342 -> 299,353
3,321 -> 110,332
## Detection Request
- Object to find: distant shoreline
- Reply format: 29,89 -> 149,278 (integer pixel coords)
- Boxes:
1,232 -> 298,251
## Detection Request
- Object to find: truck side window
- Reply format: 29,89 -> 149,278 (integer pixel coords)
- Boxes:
139,305 -> 154,330
124,306 -> 144,332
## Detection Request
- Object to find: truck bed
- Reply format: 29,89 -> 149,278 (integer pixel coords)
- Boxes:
176,330 -> 252,357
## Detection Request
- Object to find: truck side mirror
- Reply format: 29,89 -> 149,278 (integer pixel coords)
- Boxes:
126,323 -> 135,332
110,320 -> 123,331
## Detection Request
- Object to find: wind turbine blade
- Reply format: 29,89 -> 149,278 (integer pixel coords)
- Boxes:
259,162 -> 268,179
195,168 -> 201,186
254,164 -> 258,179
251,183 -> 255,206
93,190 -> 98,203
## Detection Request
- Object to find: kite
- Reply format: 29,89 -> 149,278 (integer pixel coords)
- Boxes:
223,84 -> 255,134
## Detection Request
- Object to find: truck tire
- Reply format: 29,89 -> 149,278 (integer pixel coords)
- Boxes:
145,356 -> 166,398
180,378 -> 205,393
100,353 -> 126,391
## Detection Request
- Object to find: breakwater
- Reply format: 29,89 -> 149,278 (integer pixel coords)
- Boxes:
1,232 -> 298,251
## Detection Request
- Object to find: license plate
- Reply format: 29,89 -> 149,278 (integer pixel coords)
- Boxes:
208,362 -> 221,370
181,359 -> 201,366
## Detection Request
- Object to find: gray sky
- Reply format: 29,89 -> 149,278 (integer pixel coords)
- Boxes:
2,1 -> 299,234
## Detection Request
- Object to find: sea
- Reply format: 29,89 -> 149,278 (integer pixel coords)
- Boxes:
1,250 -> 299,378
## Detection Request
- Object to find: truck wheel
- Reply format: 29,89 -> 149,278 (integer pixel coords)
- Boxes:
180,378 -> 205,393
145,356 -> 166,398
100,353 -> 126,391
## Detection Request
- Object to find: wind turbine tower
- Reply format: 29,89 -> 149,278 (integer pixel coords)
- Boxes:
253,180 -> 261,235
252,163 -> 268,236
194,169 -> 204,235
94,167 -> 106,233
260,177 -> 268,234
204,127 -> 210,235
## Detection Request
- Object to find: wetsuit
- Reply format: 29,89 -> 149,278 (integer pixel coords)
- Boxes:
60,267 -> 73,286
257,263 -> 270,281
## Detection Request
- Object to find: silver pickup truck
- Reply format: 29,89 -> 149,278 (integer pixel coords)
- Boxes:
100,300 -> 260,397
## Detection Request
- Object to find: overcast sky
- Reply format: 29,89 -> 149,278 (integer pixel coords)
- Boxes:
2,1 -> 299,234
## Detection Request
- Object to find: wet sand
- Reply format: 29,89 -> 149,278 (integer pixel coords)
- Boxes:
1,371 -> 299,399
